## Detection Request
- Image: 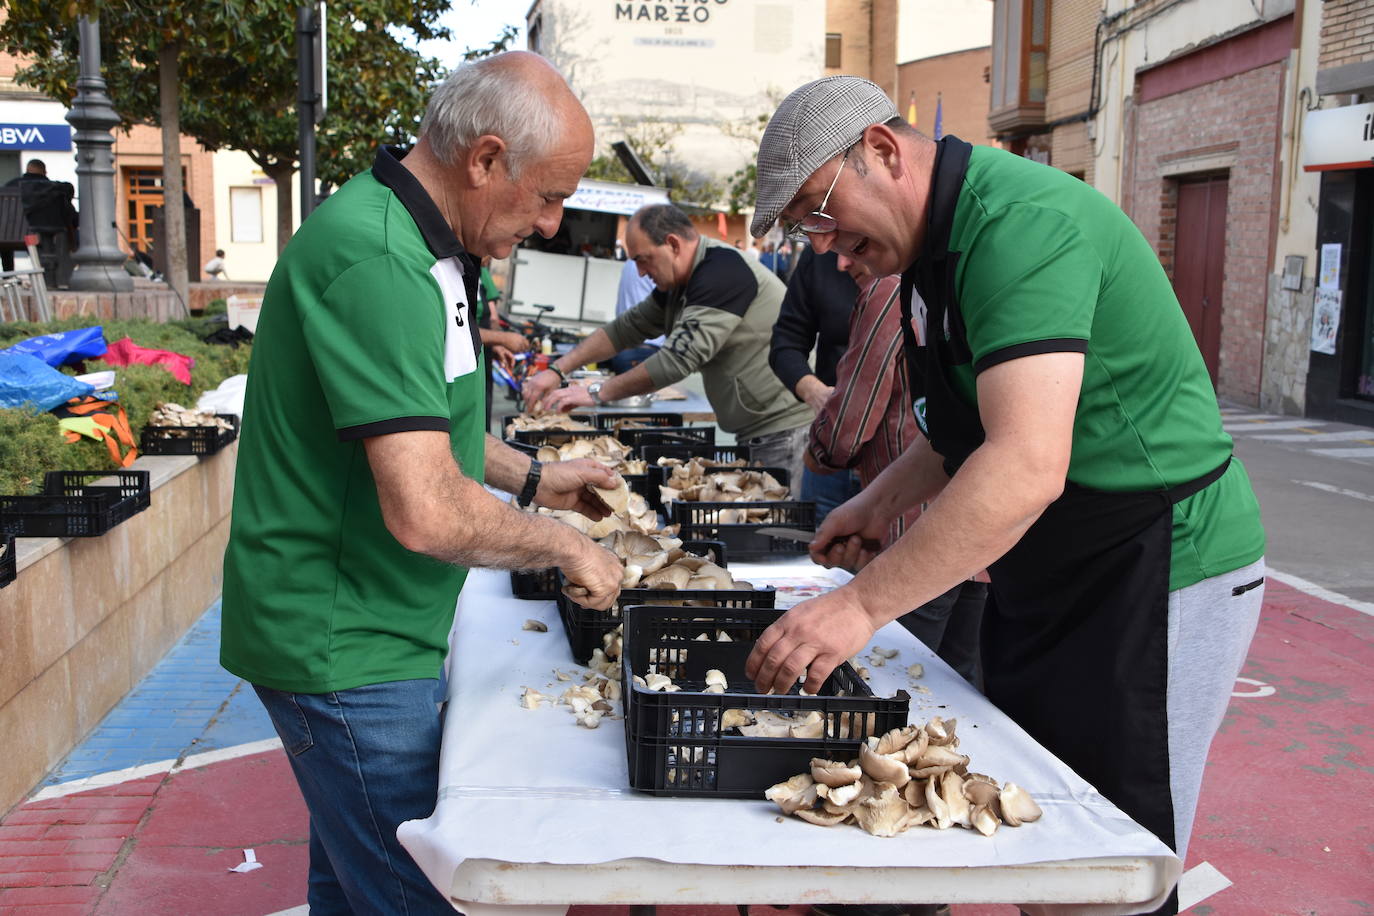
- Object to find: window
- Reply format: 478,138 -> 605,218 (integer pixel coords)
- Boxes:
826,33 -> 842,69
988,0 -> 1050,133
230,186 -> 263,244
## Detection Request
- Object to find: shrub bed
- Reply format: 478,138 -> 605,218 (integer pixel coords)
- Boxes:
0,312 -> 251,495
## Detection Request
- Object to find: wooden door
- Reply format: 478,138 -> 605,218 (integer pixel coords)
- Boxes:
123,167 -> 164,257
1173,175 -> 1229,383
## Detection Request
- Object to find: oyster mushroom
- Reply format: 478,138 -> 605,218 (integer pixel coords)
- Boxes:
721,708 -> 754,730
522,619 -> 548,632
643,673 -> 674,692
940,770 -> 971,828
925,773 -> 952,829
859,740 -> 911,788
705,669 -> 728,691
910,744 -> 970,778
852,784 -> 913,838
871,646 -> 899,660
970,803 -> 1001,837
874,724 -> 922,756
925,716 -> 959,746
789,710 -> 825,739
643,564 -> 692,590
796,807 -> 850,827
765,773 -> 818,815
810,758 -> 862,788
999,783 -> 1043,826
520,687 -> 548,709
899,729 -> 930,764
817,780 -> 863,807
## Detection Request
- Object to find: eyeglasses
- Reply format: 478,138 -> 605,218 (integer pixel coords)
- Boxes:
781,148 -> 850,241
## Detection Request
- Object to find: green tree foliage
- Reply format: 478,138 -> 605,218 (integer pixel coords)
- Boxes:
585,117 -> 723,207
0,0 -> 456,250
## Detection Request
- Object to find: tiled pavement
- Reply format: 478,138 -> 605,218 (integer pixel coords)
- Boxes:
2,577 -> 1370,915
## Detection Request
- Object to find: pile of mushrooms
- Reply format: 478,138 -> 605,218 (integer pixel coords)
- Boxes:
520,669 -> 623,729
766,717 -> 1042,838
534,436 -> 648,475
504,413 -> 593,437
147,403 -> 233,432
526,477 -> 659,537
597,529 -> 748,591
657,458 -> 789,519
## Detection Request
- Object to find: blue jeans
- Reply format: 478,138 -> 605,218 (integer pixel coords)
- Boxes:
800,467 -> 862,528
253,680 -> 452,915
609,344 -> 660,375
897,580 -> 988,690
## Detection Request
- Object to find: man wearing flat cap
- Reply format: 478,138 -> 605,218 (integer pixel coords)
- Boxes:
744,76 -> 1265,915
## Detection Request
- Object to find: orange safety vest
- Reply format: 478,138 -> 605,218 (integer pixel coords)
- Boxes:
61,396 -> 139,467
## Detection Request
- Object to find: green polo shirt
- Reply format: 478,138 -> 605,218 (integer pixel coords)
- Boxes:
221,147 -> 487,693
938,144 -> 1263,591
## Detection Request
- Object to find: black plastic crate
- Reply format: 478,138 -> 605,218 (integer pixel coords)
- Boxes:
620,426 -> 715,450
641,443 -> 753,466
500,413 -> 595,438
0,535 -> 15,589
139,414 -> 240,456
621,605 -> 910,797
593,412 -> 684,431
671,496 -> 814,561
510,567 -> 560,601
649,462 -> 790,515
556,539 -> 765,664
0,471 -> 151,538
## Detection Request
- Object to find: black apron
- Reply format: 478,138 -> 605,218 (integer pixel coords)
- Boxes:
898,137 -> 1228,915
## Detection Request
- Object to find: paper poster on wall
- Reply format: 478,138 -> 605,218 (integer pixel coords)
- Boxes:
1318,243 -> 1341,290
1310,288 -> 1341,355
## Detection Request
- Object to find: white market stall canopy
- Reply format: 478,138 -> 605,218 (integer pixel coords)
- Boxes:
565,178 -> 671,215
1302,102 -> 1374,172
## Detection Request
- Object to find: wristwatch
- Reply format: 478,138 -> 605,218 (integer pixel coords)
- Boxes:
587,381 -> 605,405
516,459 -> 542,508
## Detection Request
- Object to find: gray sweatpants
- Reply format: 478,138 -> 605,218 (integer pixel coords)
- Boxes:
1166,556 -> 1265,861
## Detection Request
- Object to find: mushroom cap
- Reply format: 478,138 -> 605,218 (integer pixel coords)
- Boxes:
795,807 -> 850,827
940,770 -> 971,828
810,758 -> 863,788
900,729 -> 931,764
705,669 -> 728,689
970,803 -> 1001,837
852,784 -> 914,838
817,780 -> 863,807
859,741 -> 911,788
874,724 -> 923,756
925,716 -> 958,746
765,773 -> 818,815
644,564 -> 692,590
962,778 -> 1000,808
999,783 -> 1043,827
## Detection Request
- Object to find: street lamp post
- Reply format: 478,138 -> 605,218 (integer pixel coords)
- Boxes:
65,15 -> 132,292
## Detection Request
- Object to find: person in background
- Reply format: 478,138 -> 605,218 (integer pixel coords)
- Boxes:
523,203 -> 814,487
607,253 -> 661,374
203,249 -> 228,279
476,258 -> 529,429
8,158 -> 78,288
807,255 -> 985,688
768,244 -> 861,524
759,241 -> 778,275
221,52 -> 623,915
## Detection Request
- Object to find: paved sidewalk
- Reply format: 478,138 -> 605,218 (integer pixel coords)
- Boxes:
2,576 -> 1370,914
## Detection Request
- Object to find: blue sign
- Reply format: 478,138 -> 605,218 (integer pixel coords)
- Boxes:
0,124 -> 72,151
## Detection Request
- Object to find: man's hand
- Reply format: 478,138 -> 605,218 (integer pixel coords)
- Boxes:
809,492 -> 889,572
490,344 -> 517,372
541,384 -> 596,414
745,587 -> 877,695
521,369 -> 563,411
536,459 -> 619,517
794,374 -> 834,413
492,330 -> 530,353
559,540 -> 623,611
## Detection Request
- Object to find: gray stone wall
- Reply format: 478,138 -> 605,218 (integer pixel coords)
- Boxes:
1260,273 -> 1314,416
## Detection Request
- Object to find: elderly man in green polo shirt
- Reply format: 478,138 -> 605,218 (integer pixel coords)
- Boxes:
744,77 -> 1265,916
220,53 -> 622,914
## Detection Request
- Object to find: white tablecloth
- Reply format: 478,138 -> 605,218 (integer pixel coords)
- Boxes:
399,559 -> 1180,914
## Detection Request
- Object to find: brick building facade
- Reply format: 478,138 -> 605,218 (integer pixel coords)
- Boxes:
1121,17 -> 1294,404
897,46 -> 995,144
825,0 -> 899,99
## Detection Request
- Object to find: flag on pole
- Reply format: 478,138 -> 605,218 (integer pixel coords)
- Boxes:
906,90 -> 917,128
933,93 -> 944,140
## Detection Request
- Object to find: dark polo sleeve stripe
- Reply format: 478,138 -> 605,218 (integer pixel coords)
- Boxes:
973,337 -> 1088,374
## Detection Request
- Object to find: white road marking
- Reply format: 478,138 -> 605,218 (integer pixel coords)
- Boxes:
1293,480 -> 1374,503
1218,412 -> 1274,420
26,738 -> 284,803
1255,430 -> 1374,442
1178,861 -> 1233,910
1232,677 -> 1276,698
263,908 -> 308,916
1224,419 -> 1321,432
1268,568 -> 1374,618
1311,447 -> 1374,458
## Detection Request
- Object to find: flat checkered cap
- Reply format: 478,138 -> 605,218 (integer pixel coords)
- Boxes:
751,76 -> 899,238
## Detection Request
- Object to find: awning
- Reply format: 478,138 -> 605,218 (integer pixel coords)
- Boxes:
566,178 -> 671,216
1302,102 -> 1374,172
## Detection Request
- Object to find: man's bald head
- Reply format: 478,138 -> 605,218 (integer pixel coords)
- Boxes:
420,51 -> 590,180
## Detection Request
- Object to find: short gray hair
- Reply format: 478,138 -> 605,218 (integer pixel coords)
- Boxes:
631,204 -> 698,245
420,55 -> 568,179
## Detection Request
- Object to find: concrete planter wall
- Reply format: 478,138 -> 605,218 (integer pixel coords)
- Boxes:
0,445 -> 236,814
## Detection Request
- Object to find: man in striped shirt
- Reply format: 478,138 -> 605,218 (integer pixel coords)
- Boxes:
805,256 -> 986,687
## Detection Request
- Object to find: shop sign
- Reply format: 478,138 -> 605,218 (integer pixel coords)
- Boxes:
1301,102 -> 1374,171
614,0 -> 729,25
0,123 -> 72,151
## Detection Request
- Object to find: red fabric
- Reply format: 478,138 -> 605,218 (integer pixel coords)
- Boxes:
101,336 -> 195,385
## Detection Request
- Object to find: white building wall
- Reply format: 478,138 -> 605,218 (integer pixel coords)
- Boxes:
1092,0 -> 1296,202
210,149 -> 300,283
530,0 -> 826,196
